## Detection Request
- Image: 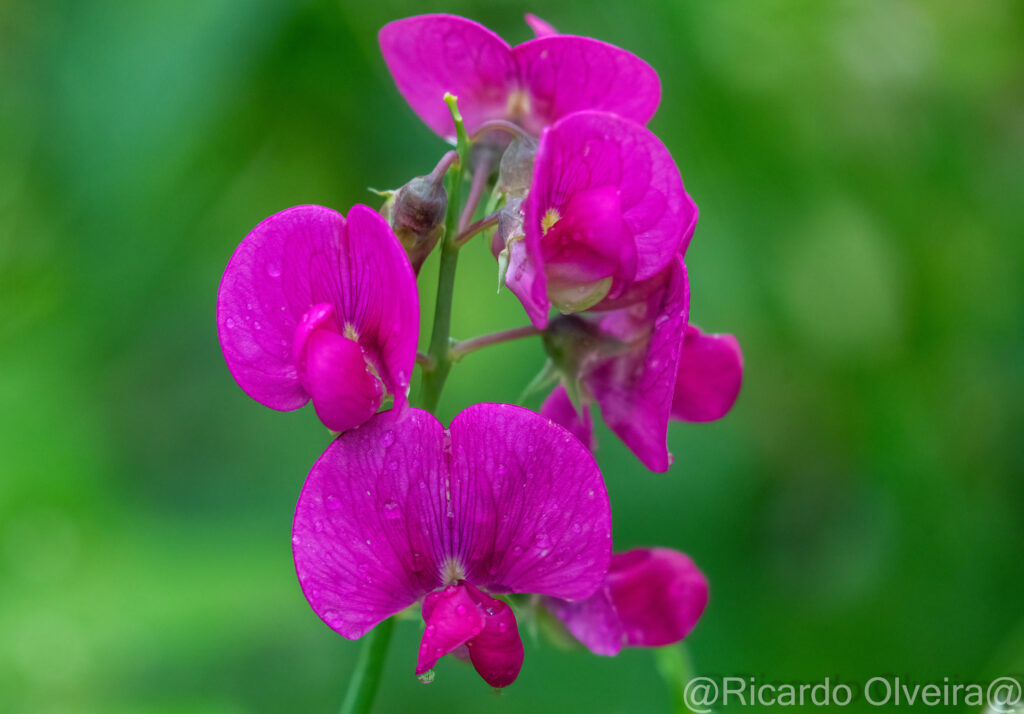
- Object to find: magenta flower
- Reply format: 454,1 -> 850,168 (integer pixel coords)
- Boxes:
292,403 -> 612,687
216,204 -> 418,433
545,548 -> 708,656
541,256 -> 690,472
540,385 -> 595,452
540,259 -> 743,470
379,14 -> 660,140
504,110 -> 696,329
673,326 -> 744,423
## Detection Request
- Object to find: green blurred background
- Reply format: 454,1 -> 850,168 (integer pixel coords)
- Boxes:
2,0 -> 1022,712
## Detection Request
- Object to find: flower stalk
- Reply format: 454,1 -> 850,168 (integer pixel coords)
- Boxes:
338,617 -> 396,714
450,325 -> 541,362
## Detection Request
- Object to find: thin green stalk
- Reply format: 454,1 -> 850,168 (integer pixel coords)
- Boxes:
419,94 -> 471,413
337,94 -> 471,714
338,617 -> 396,714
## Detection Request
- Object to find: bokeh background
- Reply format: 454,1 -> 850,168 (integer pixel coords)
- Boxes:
2,0 -> 1022,712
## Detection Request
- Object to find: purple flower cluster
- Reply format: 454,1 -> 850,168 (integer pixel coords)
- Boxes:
216,13 -> 742,693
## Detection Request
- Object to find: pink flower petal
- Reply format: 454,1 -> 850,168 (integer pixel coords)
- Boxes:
523,111 -> 693,327
546,548 -> 707,654
293,404 -> 612,639
524,13 -> 558,39
544,585 -> 624,656
586,257 -> 689,472
672,326 -> 744,422
379,14 -> 518,138
217,205 -> 336,412
447,403 -> 611,600
540,385 -> 595,452
463,583 -> 524,687
607,548 -> 708,648
338,205 -> 419,408
216,204 -> 417,421
417,584 -> 486,675
303,329 -> 384,433
504,234 -> 550,329
293,408 -> 447,640
514,37 -> 661,134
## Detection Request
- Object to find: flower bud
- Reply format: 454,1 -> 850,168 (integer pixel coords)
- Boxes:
384,174 -> 448,275
496,135 -> 538,198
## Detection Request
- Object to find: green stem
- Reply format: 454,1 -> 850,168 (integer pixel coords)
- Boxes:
418,216 -> 460,412
419,93 -> 470,413
337,95 -> 470,714
338,617 -> 395,714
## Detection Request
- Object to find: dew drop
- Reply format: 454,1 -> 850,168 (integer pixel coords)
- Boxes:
225,318 -> 235,329
380,430 -> 396,447
497,622 -> 507,633
314,519 -> 324,533
456,604 -> 466,615
266,261 -> 282,278
382,500 -> 401,520
326,494 -> 341,510
512,545 -> 523,556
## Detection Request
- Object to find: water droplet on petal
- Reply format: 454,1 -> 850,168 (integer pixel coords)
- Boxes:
326,494 -> 341,510
225,318 -> 235,329
380,430 -> 396,448
497,622 -> 507,633
314,519 -> 324,533
266,261 -> 282,278
382,500 -> 401,520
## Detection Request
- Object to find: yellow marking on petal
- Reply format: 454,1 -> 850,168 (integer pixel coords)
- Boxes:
343,322 -> 359,341
541,208 -> 561,236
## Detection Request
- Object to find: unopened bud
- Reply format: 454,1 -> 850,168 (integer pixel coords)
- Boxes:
385,175 -> 448,275
496,135 -> 538,198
